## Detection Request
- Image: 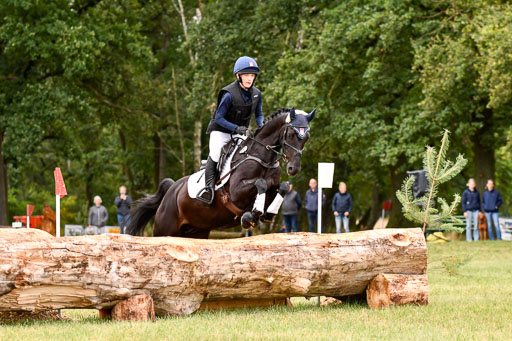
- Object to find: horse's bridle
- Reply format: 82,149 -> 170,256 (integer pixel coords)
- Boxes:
246,123 -> 308,163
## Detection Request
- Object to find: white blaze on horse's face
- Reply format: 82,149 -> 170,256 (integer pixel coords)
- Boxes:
285,107 -> 316,176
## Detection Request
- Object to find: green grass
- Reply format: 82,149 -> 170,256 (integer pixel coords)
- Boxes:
1,241 -> 511,340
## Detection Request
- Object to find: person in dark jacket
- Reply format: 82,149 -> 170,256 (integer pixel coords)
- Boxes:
462,178 -> 480,241
332,182 -> 353,233
482,179 -> 502,240
197,56 -> 263,204
115,185 -> 132,234
281,182 -> 302,233
304,178 -> 326,233
88,196 -> 109,234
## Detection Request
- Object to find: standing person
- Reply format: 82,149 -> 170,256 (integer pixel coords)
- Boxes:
304,178 -> 326,233
462,178 -> 480,241
197,56 -> 263,204
115,185 -> 132,234
482,179 -> 502,240
332,182 -> 353,233
88,196 -> 109,234
281,181 -> 302,233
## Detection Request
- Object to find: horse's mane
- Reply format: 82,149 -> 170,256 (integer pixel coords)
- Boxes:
251,107 -> 290,137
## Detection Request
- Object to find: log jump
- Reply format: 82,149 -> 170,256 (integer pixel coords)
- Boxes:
0,228 -> 428,318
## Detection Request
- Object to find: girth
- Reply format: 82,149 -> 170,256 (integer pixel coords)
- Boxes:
218,187 -> 245,218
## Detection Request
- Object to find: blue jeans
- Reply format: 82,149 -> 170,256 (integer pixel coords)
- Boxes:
117,214 -> 130,234
335,215 -> 349,233
465,210 -> 479,241
307,211 -> 318,233
484,212 -> 501,240
283,215 -> 299,233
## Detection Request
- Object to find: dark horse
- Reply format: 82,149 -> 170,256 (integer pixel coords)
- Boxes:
127,107 -> 315,238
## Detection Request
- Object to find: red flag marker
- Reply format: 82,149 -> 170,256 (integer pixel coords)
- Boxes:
54,167 -> 67,198
54,167 -> 66,237
27,205 -> 34,217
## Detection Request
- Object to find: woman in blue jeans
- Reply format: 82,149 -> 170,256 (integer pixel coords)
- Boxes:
483,179 -> 502,240
462,179 -> 480,241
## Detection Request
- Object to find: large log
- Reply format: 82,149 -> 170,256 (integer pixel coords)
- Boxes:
0,228 -> 427,316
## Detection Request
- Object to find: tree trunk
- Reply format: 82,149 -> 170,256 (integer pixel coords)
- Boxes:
194,120 -> 202,171
0,131 -> 8,226
153,133 -> 167,186
118,129 -> 134,190
473,109 -> 495,194
366,273 -> 428,309
387,163 -> 413,228
0,228 -> 427,316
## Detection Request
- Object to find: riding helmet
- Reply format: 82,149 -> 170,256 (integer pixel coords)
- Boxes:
233,56 -> 260,75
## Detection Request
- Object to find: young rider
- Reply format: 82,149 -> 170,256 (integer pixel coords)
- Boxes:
197,56 -> 264,204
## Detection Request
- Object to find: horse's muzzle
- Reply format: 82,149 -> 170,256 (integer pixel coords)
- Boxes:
287,165 -> 300,176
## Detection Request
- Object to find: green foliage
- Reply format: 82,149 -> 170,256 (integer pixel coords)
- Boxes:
396,130 -> 467,232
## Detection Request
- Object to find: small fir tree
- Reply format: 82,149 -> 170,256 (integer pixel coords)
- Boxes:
396,130 -> 468,233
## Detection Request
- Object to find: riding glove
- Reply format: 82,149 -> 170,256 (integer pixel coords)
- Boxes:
235,126 -> 248,135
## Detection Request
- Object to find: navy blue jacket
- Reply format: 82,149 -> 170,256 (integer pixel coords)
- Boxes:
332,192 -> 353,214
214,91 -> 263,132
482,189 -> 502,212
304,189 -> 326,212
461,189 -> 480,212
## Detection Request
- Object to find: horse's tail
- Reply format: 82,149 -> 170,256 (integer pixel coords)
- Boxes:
126,178 -> 175,236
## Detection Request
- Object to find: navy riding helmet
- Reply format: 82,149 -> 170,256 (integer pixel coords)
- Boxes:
233,56 -> 260,75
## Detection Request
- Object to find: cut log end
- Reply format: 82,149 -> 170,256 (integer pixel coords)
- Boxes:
111,295 -> 155,322
366,274 -> 428,309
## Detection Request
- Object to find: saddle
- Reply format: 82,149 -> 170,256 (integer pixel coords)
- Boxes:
189,137 -> 246,200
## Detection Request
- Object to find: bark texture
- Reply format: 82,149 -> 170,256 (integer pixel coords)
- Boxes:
0,228 -> 427,316
111,294 -> 155,322
366,273 -> 428,309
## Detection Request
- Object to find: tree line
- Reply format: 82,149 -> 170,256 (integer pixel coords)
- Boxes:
1,0 -> 511,228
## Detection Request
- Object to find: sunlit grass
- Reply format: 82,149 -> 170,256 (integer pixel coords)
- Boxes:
1,241 -> 511,340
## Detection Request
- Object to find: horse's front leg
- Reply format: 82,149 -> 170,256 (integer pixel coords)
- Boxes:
259,181 -> 289,224
241,178 -> 267,229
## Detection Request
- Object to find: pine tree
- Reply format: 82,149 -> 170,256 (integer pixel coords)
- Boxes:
396,130 -> 468,233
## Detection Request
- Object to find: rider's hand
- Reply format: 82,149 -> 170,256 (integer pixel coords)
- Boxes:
235,126 -> 248,135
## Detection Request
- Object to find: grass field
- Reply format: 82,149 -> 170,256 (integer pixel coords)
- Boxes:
1,240 -> 511,340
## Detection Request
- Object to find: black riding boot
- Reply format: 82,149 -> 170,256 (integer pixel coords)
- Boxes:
197,157 -> 218,204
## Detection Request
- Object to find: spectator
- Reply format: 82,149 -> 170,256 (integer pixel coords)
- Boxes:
281,181 -> 302,232
332,182 -> 353,233
482,179 -> 502,240
115,185 -> 132,234
88,195 -> 109,234
304,178 -> 326,233
462,178 -> 480,241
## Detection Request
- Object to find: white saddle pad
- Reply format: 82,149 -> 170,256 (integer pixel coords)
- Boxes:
187,137 -> 246,199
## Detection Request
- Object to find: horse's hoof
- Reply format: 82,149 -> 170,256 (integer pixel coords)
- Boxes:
241,211 -> 255,229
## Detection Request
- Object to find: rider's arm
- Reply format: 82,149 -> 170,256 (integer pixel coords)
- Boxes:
214,92 -> 237,132
255,91 -> 263,127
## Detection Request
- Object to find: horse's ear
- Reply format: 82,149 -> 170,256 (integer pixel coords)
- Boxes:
289,107 -> 296,121
306,107 -> 317,122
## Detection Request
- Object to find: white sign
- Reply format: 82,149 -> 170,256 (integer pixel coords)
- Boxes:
318,163 -> 335,188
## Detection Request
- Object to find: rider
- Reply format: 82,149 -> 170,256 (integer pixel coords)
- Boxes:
197,56 -> 264,204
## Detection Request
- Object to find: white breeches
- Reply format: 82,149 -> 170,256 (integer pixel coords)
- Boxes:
209,131 -> 244,162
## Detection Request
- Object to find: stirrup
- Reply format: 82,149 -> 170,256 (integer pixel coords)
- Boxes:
196,187 -> 214,205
